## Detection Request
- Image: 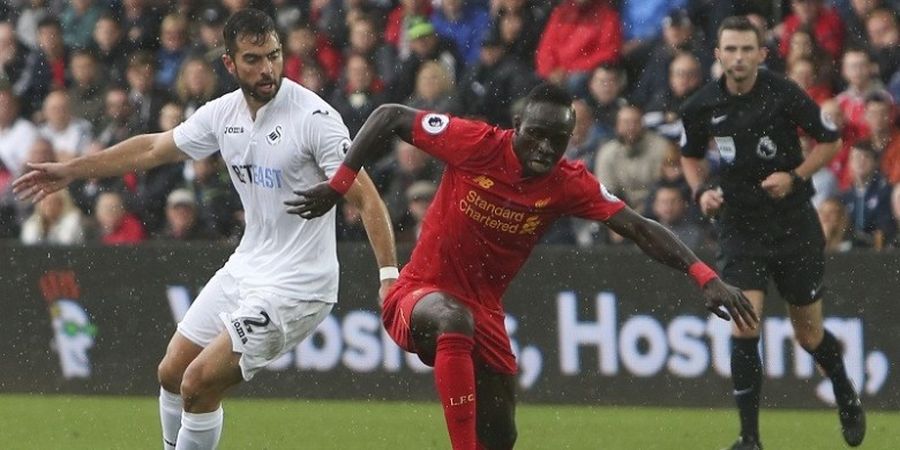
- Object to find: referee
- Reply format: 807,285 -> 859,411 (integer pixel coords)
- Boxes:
679,16 -> 865,450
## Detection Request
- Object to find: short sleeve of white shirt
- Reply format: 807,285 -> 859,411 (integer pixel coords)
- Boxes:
173,99 -> 221,160
304,108 -> 351,178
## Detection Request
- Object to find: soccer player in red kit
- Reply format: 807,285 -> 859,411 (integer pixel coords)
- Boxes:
287,83 -> 759,450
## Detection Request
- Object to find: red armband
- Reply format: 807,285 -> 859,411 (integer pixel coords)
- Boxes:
328,164 -> 358,195
688,262 -> 718,288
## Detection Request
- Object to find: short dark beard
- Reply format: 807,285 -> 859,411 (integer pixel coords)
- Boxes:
236,75 -> 281,103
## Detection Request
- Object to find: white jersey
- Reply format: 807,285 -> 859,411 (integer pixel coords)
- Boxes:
173,79 -> 351,302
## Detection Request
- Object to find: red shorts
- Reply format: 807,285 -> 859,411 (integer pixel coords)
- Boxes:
382,281 -> 518,375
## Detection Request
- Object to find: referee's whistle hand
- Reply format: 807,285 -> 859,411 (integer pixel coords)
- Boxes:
761,172 -> 792,199
285,182 -> 340,219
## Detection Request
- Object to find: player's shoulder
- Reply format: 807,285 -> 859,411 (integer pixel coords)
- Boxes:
555,159 -> 597,186
680,80 -> 721,115
280,79 -> 341,119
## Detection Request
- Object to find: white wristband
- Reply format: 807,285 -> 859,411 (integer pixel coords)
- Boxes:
379,266 -> 399,281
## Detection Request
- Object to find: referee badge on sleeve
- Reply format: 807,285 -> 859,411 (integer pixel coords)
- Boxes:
422,113 -> 450,135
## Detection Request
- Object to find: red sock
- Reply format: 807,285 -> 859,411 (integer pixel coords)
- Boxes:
434,333 -> 476,450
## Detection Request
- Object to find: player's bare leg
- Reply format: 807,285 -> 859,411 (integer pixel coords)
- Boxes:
175,331 -> 243,450
410,292 -> 477,450
157,332 -> 205,450
727,290 -> 764,450
789,300 -> 865,447
474,367 -> 517,450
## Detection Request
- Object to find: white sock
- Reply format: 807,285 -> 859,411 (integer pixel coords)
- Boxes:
159,388 -> 182,450
175,407 -> 224,450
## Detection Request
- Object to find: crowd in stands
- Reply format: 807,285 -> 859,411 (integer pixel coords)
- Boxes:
1,0 -> 899,251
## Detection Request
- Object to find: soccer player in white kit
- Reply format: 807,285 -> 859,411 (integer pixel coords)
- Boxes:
12,9 -> 398,450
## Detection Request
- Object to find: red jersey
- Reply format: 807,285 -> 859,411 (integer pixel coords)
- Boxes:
398,111 -> 625,312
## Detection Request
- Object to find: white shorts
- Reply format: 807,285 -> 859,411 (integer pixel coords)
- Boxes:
177,269 -> 333,381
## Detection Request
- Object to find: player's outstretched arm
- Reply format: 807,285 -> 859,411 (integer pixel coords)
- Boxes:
345,169 -> 399,303
604,206 -> 759,330
286,104 -> 419,219
12,130 -> 187,203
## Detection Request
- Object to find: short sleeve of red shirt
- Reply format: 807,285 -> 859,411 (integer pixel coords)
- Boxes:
410,111 -> 499,167
562,166 -> 626,221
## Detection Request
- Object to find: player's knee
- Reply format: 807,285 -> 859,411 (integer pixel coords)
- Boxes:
157,357 -> 184,394
179,363 -> 212,409
435,303 -> 474,336
795,327 -> 824,351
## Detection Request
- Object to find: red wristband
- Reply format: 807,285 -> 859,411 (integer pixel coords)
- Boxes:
688,262 -> 718,288
328,164 -> 358,195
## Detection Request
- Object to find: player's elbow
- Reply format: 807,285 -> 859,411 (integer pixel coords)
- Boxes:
371,104 -> 413,134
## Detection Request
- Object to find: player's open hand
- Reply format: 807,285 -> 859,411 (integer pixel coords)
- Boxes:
699,187 -> 724,216
702,278 -> 759,331
761,171 -> 793,199
284,181 -> 341,219
12,162 -> 73,203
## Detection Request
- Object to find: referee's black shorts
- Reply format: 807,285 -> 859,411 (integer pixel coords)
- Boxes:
715,201 -> 826,306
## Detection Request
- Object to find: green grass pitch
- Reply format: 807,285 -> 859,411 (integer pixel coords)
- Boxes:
1,395 -> 897,449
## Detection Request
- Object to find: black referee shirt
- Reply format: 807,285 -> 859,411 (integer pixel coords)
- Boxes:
680,69 -> 840,213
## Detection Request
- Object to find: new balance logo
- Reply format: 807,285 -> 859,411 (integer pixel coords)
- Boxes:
473,175 -> 494,189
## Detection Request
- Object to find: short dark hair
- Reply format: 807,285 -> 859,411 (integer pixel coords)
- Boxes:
717,15 -> 763,47
523,82 -> 573,110
223,9 -> 278,56
851,139 -> 877,157
865,91 -> 893,106
37,16 -> 61,30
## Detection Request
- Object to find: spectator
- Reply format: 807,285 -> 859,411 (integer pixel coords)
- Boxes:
564,98 -> 604,168
336,200 -> 367,241
175,57 -> 217,118
39,90 -> 92,161
836,47 -> 892,137
298,60 -> 332,97
157,102 -> 184,134
0,85 -> 39,177
487,0 -> 547,67
87,13 -> 128,84
125,52 -> 172,133
346,15 -> 397,87
155,14 -> 189,89
283,22 -> 342,85
15,0 -> 51,50
817,196 -> 853,253
629,9 -> 709,107
783,26 -> 836,98
93,190 -> 145,245
821,97 -> 864,189
94,86 -> 138,148
155,188 -> 216,241
863,91 -> 900,183
329,53 -> 385,137
66,50 -> 104,127
840,0 -> 882,48
584,63 -> 628,137
20,188 -> 85,245
787,56 -> 833,104
372,139 -> 443,232
619,0 -> 688,48
402,180 -> 437,242
649,182 -> 709,251
643,51 -> 702,141
778,0 -> 846,61
535,0 -> 621,95
389,17 -> 463,103
59,0 -> 103,50
459,35 -> 536,127
120,0 -> 161,51
0,21 -> 50,117
35,17 -> 67,91
840,140 -> 894,247
866,8 -> 900,84
384,0 -> 433,59
594,105 -> 669,212
405,60 -> 463,114
431,0 -> 490,65
192,5 -> 235,95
